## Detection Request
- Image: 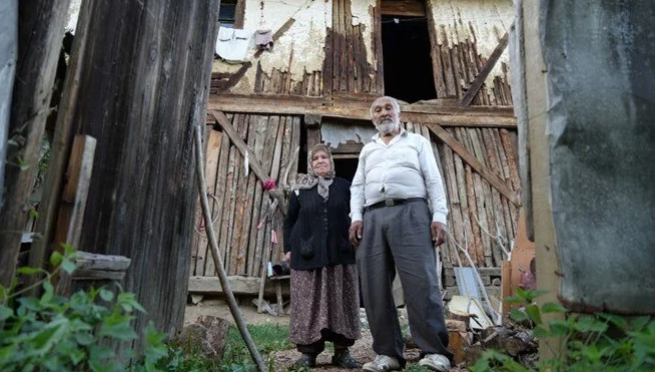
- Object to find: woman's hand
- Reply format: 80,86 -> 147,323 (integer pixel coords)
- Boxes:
283,251 -> 291,263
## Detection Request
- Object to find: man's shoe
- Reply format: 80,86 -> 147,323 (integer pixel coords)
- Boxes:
293,353 -> 317,368
332,348 -> 358,369
362,355 -> 401,372
418,354 -> 451,372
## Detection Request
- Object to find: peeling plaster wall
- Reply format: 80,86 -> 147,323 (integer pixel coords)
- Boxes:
350,0 -> 376,67
428,0 -> 514,95
216,0 -> 331,94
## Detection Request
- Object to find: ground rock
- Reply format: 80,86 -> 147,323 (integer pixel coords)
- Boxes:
175,315 -> 230,360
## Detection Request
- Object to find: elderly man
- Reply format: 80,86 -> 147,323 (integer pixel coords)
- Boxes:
350,96 -> 453,372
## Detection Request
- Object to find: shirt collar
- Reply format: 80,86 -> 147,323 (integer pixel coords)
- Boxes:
371,128 -> 407,143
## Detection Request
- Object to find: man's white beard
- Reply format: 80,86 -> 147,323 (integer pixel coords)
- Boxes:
376,119 -> 399,134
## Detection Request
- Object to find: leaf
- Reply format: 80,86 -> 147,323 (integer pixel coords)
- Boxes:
31,317 -> 69,355
541,302 -> 567,314
99,313 -> 138,341
49,251 -> 64,267
16,267 -> 43,275
548,320 -> 571,336
61,258 -> 77,274
0,305 -> 13,321
526,304 -> 542,325
630,316 -> 651,331
40,280 -> 54,305
74,332 -> 95,346
532,326 -> 551,339
99,289 -> 114,302
574,315 -> 608,333
597,313 -> 629,330
89,344 -> 116,370
18,296 -> 41,312
510,308 -> 529,322
505,295 -> 526,304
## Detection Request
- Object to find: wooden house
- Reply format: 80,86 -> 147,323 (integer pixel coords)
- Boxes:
191,0 -> 520,301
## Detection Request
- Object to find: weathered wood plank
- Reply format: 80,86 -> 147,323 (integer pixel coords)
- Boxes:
0,0 -> 73,287
197,130 -> 223,276
208,95 -> 516,128
189,276 -> 289,296
52,135 -> 96,296
427,124 -> 521,207
381,0 -> 425,17
246,116 -> 269,276
211,110 -> 286,214
459,32 -> 509,107
41,0 -> 219,346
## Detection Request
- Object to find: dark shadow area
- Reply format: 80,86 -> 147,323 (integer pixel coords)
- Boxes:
334,158 -> 359,183
381,15 -> 437,103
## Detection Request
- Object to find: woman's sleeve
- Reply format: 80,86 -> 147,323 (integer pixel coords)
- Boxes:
283,191 -> 300,253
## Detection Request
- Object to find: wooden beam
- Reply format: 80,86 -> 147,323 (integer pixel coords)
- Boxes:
188,275 -> 290,296
208,95 -> 517,128
52,135 -> 96,295
381,0 -> 425,17
210,110 -> 286,214
459,32 -> 510,107
426,124 -> 521,207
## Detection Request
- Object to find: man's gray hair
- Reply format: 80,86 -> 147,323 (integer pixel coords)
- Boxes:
370,96 -> 401,118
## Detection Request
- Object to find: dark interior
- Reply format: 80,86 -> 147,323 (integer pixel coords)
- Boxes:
381,15 -> 437,103
333,158 -> 359,183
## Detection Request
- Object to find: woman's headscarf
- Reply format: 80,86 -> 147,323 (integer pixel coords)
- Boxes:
292,144 -> 335,200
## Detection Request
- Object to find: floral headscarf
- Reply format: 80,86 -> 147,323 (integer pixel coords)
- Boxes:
292,144 -> 335,200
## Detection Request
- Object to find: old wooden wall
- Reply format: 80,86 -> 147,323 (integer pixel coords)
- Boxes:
191,113 -> 301,278
201,0 -> 519,289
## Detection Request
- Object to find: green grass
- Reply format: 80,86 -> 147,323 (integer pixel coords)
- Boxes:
160,324 -> 293,372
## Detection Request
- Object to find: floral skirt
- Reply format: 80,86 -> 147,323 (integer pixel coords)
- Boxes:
289,264 -> 361,345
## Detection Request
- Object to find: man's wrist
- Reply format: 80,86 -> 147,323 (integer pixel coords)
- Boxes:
432,213 -> 447,225
350,212 -> 363,223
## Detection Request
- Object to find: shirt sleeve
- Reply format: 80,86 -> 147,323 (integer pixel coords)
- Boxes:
349,149 -> 367,222
418,136 -> 448,224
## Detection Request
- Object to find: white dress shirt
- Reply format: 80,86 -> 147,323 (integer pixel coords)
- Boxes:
350,129 -> 448,224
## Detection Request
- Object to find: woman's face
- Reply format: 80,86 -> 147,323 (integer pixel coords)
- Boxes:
311,150 -> 331,177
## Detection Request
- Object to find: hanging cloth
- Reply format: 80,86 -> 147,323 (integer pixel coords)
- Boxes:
254,29 -> 274,51
215,26 -> 253,63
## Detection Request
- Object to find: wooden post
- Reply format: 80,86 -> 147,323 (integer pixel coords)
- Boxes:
0,0 -> 72,288
32,0 -> 220,351
51,135 -> 96,296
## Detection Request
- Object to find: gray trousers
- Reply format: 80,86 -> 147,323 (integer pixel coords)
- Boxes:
356,201 -> 453,362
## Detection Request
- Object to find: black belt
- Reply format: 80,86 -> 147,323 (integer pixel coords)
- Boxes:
364,198 -> 425,212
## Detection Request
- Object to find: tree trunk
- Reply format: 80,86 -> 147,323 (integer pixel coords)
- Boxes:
33,0 -> 219,348
0,0 -> 71,288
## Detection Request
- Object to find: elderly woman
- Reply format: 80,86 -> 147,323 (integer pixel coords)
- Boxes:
283,144 -> 360,369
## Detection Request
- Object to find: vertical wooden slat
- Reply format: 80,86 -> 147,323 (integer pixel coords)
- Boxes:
227,114 -> 250,275
246,115 -> 269,276
236,116 -> 260,275
193,129 -> 222,276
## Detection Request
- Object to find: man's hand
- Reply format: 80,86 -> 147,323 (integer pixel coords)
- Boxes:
431,222 -> 446,247
283,252 -> 291,263
349,221 -> 363,247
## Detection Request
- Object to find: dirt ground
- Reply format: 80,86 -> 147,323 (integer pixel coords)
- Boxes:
184,300 -> 467,371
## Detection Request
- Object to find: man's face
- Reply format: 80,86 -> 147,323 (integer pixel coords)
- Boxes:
371,98 -> 400,134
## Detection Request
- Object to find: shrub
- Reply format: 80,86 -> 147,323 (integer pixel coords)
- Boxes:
472,288 -> 655,372
0,245 -> 169,371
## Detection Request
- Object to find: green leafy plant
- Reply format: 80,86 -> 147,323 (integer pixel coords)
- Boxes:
471,288 -> 655,372
0,245 -> 169,371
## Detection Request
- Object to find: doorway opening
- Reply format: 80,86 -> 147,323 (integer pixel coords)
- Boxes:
333,157 -> 359,183
381,14 -> 437,103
